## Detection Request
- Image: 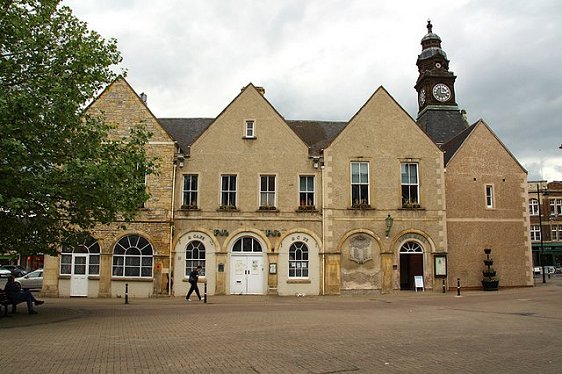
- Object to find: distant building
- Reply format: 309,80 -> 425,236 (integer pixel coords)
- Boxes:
42,22 -> 533,298
527,181 -> 562,270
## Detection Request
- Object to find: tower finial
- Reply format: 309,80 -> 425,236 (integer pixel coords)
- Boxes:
427,19 -> 433,33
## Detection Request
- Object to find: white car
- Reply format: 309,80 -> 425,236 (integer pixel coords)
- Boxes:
15,269 -> 43,290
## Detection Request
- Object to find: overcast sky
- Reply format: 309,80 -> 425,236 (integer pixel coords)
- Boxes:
65,0 -> 562,181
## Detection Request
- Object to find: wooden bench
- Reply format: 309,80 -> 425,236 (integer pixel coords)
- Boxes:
0,289 -> 21,317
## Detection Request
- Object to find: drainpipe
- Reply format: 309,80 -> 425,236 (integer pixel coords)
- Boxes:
168,154 -> 178,296
321,155 -> 326,296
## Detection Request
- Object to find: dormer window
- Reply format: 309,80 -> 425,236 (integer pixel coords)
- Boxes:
245,120 -> 255,138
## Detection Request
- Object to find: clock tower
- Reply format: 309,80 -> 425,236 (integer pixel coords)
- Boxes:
415,20 -> 467,145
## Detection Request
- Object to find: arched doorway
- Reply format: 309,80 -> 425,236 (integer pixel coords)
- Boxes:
399,241 -> 423,290
229,236 -> 265,295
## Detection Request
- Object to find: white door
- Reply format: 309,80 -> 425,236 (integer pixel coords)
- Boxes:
70,254 -> 88,297
230,255 -> 265,295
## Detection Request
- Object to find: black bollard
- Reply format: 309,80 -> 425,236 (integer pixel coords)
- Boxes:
456,278 -> 461,296
442,279 -> 446,293
204,282 -> 207,304
125,283 -> 129,304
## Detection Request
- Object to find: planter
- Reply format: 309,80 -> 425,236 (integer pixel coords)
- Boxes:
482,279 -> 499,291
482,248 -> 499,291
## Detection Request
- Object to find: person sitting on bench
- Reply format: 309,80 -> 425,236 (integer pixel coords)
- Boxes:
3,275 -> 44,315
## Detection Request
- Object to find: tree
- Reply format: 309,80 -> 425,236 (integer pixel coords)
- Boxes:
0,0 -> 156,255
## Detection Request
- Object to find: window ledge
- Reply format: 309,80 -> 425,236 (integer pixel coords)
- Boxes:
181,206 -> 200,211
296,208 -> 319,213
287,279 -> 311,284
111,277 -> 153,282
399,207 -> 425,211
242,136 -> 256,140
348,206 -> 375,210
217,207 -> 239,212
257,207 -> 279,212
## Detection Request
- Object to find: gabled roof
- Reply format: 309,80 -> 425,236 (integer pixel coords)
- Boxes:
440,123 -> 476,165
286,120 -> 347,155
158,118 -> 213,154
441,119 -> 527,173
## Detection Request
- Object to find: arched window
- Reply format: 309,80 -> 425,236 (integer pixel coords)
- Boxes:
400,241 -> 423,253
289,242 -> 309,278
232,237 -> 262,252
186,240 -> 206,276
112,235 -> 153,277
60,235 -> 100,275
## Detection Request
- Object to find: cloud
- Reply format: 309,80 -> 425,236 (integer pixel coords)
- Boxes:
65,0 -> 562,180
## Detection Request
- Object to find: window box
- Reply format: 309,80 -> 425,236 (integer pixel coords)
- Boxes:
402,201 -> 421,209
258,206 -> 277,211
351,202 -> 371,209
219,205 -> 238,211
181,204 -> 199,210
298,205 -> 316,211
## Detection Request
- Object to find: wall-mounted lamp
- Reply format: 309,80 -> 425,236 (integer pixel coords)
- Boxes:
312,156 -> 321,169
385,214 -> 394,238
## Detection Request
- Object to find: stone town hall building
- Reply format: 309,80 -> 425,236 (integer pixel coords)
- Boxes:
43,22 -> 533,298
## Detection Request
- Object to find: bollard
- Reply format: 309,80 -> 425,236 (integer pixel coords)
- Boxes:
204,282 -> 207,304
125,283 -> 129,304
442,279 -> 446,293
456,278 -> 461,297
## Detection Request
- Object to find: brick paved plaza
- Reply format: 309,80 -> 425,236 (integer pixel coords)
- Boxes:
1,277 -> 562,373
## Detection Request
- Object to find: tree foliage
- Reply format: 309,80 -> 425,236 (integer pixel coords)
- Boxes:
0,0 -> 156,255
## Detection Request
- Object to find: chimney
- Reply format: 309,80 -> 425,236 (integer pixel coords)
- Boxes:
255,86 -> 265,96
140,92 -> 147,104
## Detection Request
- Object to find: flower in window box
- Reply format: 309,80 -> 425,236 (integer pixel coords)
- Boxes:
352,199 -> 371,209
220,205 -> 237,210
259,205 -> 277,211
181,204 -> 198,210
298,205 -> 316,211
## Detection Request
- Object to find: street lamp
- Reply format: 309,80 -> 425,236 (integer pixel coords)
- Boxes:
535,184 -> 547,284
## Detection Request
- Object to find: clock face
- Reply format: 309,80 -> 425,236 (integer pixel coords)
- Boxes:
432,83 -> 451,102
418,88 -> 426,106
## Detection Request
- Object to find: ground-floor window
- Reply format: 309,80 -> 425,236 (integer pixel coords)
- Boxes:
289,242 -> 309,278
112,235 -> 153,277
186,240 -> 206,276
60,235 -> 100,275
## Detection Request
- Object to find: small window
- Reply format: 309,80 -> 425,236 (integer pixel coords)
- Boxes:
351,162 -> 369,208
552,225 -> 562,241
245,120 -> 255,138
220,175 -> 237,209
530,225 -> 541,241
401,163 -> 419,208
182,174 -> 198,209
485,185 -> 494,208
529,199 -> 539,216
550,199 -> 562,216
299,176 -> 315,209
259,175 -> 276,209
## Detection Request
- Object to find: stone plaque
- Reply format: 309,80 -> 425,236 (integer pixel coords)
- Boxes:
349,235 -> 372,264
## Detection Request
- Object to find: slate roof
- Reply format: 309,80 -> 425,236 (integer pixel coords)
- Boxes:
416,109 -> 468,146
440,123 -> 476,165
158,118 -> 214,154
286,120 -> 347,155
158,117 -> 347,156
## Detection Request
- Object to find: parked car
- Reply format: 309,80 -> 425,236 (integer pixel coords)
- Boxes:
0,268 -> 11,288
0,264 -> 28,277
15,269 -> 43,290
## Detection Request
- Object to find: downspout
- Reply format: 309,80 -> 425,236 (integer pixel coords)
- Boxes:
321,154 -> 326,296
168,153 -> 178,296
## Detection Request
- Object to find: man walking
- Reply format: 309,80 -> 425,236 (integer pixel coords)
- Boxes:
186,266 -> 202,302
